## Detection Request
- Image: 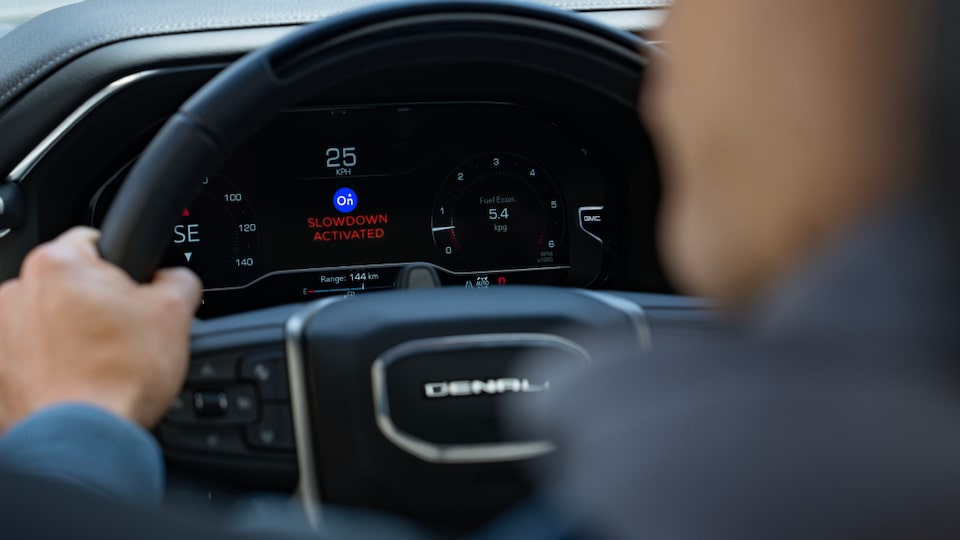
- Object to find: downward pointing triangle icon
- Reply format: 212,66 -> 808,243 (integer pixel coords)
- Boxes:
184,252 -> 193,262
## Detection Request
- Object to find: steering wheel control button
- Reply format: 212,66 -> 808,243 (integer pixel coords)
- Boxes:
578,206 -> 605,243
159,425 -> 247,456
166,384 -> 258,425
187,355 -> 238,382
227,385 -> 259,423
193,391 -> 229,419
165,390 -> 195,423
240,352 -> 289,400
246,404 -> 295,451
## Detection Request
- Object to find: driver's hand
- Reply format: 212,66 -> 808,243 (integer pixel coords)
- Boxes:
0,227 -> 201,433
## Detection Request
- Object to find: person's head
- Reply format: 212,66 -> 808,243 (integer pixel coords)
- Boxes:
645,0 -> 929,306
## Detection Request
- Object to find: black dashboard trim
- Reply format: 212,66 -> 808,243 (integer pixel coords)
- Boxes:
0,0 -> 668,113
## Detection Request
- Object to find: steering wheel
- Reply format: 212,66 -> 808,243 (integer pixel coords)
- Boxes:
98,0 -> 657,529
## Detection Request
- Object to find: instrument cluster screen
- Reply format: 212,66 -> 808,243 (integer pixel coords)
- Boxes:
91,103 -> 608,317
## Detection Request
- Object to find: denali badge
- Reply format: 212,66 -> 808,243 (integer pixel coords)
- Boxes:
423,378 -> 550,399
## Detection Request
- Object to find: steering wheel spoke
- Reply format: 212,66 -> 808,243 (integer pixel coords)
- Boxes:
157,305 -> 298,490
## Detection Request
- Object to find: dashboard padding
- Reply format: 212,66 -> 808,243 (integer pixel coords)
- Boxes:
0,0 -> 668,113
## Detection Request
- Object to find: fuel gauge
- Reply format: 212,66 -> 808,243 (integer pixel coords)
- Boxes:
299,267 -> 398,299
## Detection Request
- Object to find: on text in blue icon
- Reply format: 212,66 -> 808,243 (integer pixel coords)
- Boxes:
333,187 -> 357,213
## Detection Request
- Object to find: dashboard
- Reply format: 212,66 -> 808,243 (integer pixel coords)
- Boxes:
0,3 -> 671,310
85,100 -> 648,318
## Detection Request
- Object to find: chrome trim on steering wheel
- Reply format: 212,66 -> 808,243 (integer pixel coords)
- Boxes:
284,295 -> 345,530
371,333 -> 590,464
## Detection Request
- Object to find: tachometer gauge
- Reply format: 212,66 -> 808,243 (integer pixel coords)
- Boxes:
431,153 -> 566,271
91,172 -> 259,289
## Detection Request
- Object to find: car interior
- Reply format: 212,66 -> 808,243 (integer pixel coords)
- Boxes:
0,0 -> 718,532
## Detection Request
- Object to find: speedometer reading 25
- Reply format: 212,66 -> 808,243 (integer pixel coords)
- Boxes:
432,153 -> 565,271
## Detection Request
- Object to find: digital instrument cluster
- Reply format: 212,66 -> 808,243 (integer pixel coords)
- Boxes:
90,103 -> 609,317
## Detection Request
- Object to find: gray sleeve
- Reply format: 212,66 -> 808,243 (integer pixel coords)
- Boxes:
0,403 -> 165,506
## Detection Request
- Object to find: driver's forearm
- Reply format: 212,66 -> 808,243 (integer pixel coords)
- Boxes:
0,403 -> 164,506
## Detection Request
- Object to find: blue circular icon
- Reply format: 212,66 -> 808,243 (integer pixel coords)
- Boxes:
333,188 -> 357,213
